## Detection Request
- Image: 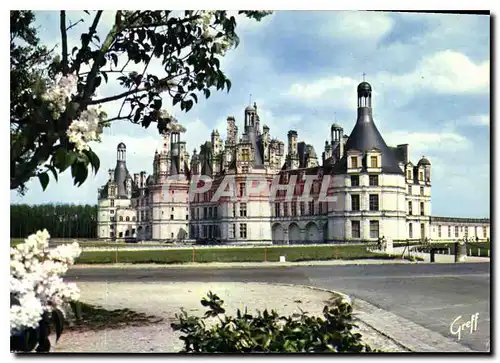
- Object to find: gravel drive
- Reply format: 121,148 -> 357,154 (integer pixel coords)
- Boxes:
52,282 -> 407,353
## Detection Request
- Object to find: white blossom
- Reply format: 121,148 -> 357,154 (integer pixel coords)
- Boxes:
67,106 -> 106,153
42,73 -> 78,118
10,230 -> 82,335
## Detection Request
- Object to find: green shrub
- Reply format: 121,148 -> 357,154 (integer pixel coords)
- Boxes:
171,292 -> 378,353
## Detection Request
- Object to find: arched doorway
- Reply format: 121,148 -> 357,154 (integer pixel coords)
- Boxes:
288,223 -> 301,244
177,228 -> 187,241
272,223 -> 284,244
306,222 -> 321,242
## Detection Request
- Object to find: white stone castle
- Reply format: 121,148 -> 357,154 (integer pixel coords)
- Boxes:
97,82 -> 490,244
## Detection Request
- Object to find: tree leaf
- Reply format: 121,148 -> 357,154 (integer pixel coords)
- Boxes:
38,172 -> 49,191
52,308 -> 65,342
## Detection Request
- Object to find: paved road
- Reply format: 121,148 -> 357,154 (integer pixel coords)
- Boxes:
67,262 -> 491,352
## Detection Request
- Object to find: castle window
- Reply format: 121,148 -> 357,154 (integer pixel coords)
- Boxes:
448,226 -> 451,237
239,183 -> 245,197
126,216 -> 130,222
240,223 -> 247,238
419,172 -> 423,181
291,202 -> 297,216
475,226 -> 478,237
370,220 -> 379,239
208,207 -> 213,218
351,221 -> 360,238
242,166 -> 249,174
420,186 -> 424,196
408,201 -> 412,215
241,149 -> 250,162
110,199 -> 115,207
351,175 -> 359,187
170,214 -> 174,220
407,170 -> 412,179
409,223 -> 413,238
309,200 -> 314,215
110,210 -> 114,214
318,202 -> 323,215
369,195 -> 379,211
370,156 -> 378,168
351,156 -> 358,169
408,185 -> 412,195
240,203 -> 247,217
283,203 -> 289,217
299,202 -> 305,216
214,207 -> 218,218
203,207 -> 207,219
438,225 -> 442,238
369,175 -> 379,186
420,202 -> 425,216
455,226 -> 459,237
351,195 -> 360,211
484,226 -> 487,238
275,203 -> 281,217
119,216 -> 123,222
186,214 -> 189,220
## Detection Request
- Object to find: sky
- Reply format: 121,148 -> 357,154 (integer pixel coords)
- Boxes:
10,10 -> 490,218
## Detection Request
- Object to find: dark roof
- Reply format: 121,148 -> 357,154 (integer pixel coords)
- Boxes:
113,160 -> 131,197
245,105 -> 256,112
357,81 -> 372,94
332,107 -> 403,174
117,142 -> 126,149
330,123 -> 342,130
418,157 -> 431,166
430,216 -> 490,224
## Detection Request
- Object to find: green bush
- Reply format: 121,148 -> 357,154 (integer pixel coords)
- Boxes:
171,292 -> 378,353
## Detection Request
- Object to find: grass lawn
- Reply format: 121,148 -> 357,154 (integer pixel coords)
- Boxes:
75,245 -> 399,264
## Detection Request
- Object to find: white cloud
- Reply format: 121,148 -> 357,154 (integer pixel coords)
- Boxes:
384,130 -> 472,162
386,50 -> 490,94
321,11 -> 394,42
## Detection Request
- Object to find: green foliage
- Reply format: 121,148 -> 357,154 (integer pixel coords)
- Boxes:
10,10 -> 272,193
10,204 -> 98,239
171,292 -> 378,353
74,244 -> 397,265
10,302 -> 80,353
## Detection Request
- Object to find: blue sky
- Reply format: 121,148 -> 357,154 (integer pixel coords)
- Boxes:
11,11 -> 490,218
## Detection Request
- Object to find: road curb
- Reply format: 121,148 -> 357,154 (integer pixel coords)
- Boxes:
277,283 -> 475,353
70,259 -> 416,270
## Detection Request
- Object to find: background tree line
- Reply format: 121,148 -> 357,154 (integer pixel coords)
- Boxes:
11,204 -> 97,239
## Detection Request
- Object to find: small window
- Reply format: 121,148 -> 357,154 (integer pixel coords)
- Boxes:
407,170 -> 412,180
239,183 -> 245,197
170,214 -> 174,220
299,202 -> 305,216
110,199 -> 115,207
242,166 -> 249,174
351,156 -> 358,169
438,225 -> 442,238
409,223 -> 413,238
455,226 -> 459,237
369,194 -> 379,211
240,203 -> 247,217
408,185 -> 412,195
369,175 -> 379,186
126,216 -> 130,222
420,202 -> 425,216
119,216 -> 123,222
370,156 -> 378,168
186,214 -> 189,220
420,186 -> 424,196
351,221 -> 360,238
283,203 -> 289,217
419,172 -> 424,181
408,201 -> 412,215
370,220 -> 379,239
448,226 -> 451,237
351,195 -> 360,211
291,202 -> 297,216
308,200 -> 314,215
351,175 -> 359,187
240,223 -> 247,238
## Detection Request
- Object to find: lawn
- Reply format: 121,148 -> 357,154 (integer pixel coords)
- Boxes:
75,244 -> 399,264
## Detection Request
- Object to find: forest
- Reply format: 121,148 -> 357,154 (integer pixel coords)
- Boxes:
10,204 -> 97,239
